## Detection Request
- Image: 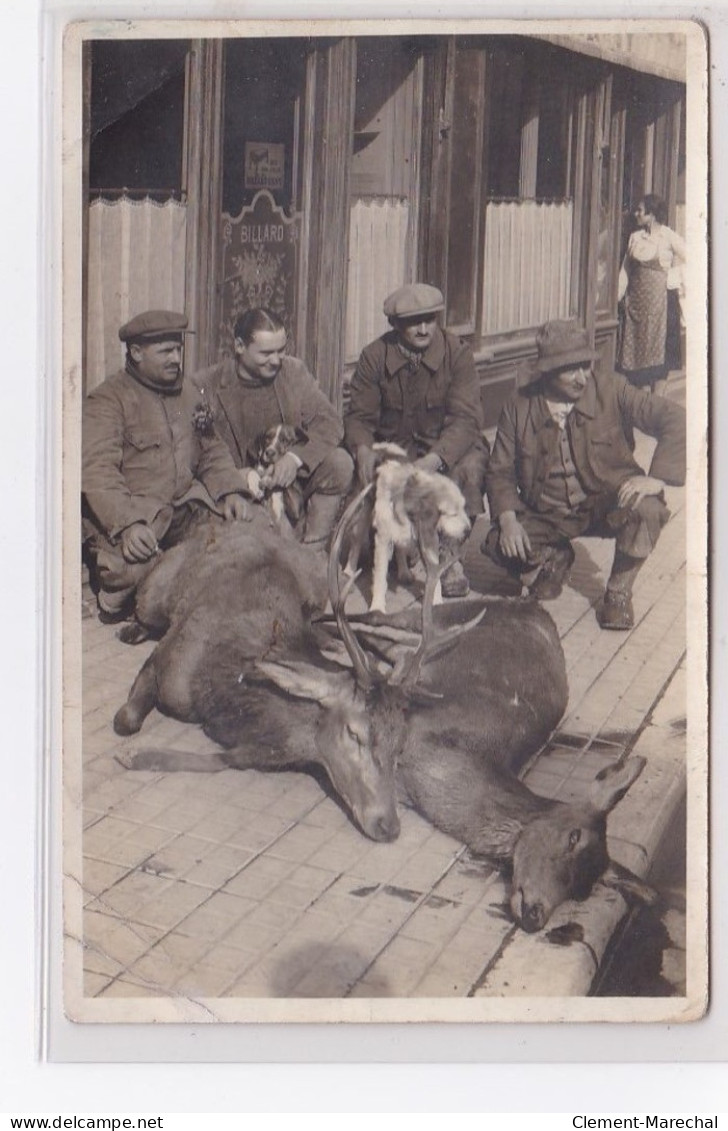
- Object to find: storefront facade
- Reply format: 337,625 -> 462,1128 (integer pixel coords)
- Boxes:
84,31 -> 686,422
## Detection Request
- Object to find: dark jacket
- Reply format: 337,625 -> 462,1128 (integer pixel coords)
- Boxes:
344,328 -> 485,470
486,369 -> 686,519
82,368 -> 244,540
193,356 -> 344,473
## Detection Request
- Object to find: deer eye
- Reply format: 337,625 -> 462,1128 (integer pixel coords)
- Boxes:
346,724 -> 363,744
568,829 -> 582,851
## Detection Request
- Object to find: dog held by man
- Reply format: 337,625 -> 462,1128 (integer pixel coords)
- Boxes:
481,319 -> 685,630
248,423 -> 308,536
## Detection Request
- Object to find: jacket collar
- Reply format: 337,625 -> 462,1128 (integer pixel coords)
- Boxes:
384,328 -> 447,377
125,360 -> 183,396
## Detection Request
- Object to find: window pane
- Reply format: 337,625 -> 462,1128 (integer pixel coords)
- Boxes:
89,40 -> 189,195
536,78 -> 571,199
485,45 -> 523,198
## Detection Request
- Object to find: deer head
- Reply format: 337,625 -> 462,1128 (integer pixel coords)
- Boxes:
251,656 -> 402,842
509,756 -> 651,932
285,486 -> 485,840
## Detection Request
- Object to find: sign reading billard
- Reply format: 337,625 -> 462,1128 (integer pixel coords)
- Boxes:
220,189 -> 301,354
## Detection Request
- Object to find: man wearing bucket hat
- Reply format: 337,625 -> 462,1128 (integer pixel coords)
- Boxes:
345,283 -> 489,598
83,310 -> 249,622
482,318 -> 685,629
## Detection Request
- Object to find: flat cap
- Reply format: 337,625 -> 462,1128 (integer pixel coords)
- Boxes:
383,283 -> 445,319
536,319 -> 597,373
119,310 -> 192,343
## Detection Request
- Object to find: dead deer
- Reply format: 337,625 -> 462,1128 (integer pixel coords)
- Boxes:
115,494 -> 651,930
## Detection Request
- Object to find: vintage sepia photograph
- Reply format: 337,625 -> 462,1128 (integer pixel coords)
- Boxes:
61,18 -> 708,1024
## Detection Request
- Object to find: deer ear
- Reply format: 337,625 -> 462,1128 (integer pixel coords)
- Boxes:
253,659 -> 347,705
588,756 -> 646,814
600,862 -> 658,907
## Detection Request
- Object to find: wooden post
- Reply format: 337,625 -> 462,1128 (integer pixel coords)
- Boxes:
302,38 -> 356,412
183,39 -> 224,372
418,39 -> 452,291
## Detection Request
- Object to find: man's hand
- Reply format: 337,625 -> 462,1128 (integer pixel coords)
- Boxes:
414,452 -> 443,474
221,493 -> 250,522
617,475 -> 665,509
355,444 -> 378,487
262,451 -> 300,490
120,522 -> 159,563
498,511 -> 532,562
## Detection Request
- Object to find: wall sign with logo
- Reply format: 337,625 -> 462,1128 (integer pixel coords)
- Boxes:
244,142 -> 285,191
220,189 -> 301,355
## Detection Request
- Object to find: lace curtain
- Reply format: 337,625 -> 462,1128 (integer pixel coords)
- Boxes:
345,196 -> 410,364
481,200 -> 573,335
85,197 -> 187,390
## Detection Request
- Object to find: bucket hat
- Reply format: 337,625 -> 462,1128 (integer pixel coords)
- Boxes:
536,320 -> 597,373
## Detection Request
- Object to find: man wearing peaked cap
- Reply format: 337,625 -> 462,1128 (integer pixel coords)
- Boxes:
345,282 -> 490,598
482,318 -> 686,630
82,309 -> 249,623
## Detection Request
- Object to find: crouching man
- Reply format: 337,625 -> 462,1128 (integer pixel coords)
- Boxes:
345,283 -> 489,598
193,308 -> 354,550
481,319 -> 686,629
83,310 -> 249,622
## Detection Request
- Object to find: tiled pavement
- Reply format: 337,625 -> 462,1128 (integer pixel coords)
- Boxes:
76,388 -> 690,1007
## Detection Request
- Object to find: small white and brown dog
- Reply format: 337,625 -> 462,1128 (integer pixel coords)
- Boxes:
248,424 -> 307,536
346,443 -> 471,612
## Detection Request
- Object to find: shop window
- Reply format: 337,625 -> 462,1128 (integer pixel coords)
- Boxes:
221,39 -> 308,218
346,38 -> 422,361
478,40 -> 577,336
86,40 -> 191,391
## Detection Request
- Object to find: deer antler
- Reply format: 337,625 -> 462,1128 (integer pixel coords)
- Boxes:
390,521 -> 486,690
328,484 -> 378,690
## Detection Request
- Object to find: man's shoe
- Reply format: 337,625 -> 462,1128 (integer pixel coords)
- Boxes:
441,559 -> 470,598
529,544 -> 575,601
597,588 -> 634,630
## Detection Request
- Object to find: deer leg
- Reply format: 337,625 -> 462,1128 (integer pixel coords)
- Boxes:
370,534 -> 393,612
116,747 -> 227,773
217,741 -> 297,772
113,654 -> 159,736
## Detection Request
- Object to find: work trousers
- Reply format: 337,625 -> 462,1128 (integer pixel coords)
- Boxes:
447,441 -> 490,519
483,492 -> 670,574
83,501 -> 215,614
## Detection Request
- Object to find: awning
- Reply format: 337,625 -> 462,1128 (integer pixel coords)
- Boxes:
536,32 -> 686,84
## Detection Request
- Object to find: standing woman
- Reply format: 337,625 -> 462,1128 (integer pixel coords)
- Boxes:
617,194 -> 686,395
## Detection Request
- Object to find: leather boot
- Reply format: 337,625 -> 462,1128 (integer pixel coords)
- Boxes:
530,542 -> 575,601
597,552 -> 644,630
302,492 -> 345,549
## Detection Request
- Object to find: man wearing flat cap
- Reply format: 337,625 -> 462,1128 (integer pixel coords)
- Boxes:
482,318 -> 686,629
82,309 -> 249,621
345,283 -> 489,598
